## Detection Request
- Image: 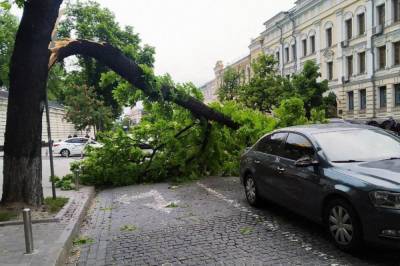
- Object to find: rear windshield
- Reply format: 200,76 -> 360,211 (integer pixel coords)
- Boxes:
313,129 -> 400,162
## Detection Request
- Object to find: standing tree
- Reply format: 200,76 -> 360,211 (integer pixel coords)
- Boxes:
2,0 -> 64,206
217,67 -> 242,102
238,54 -> 286,112
58,0 -> 155,118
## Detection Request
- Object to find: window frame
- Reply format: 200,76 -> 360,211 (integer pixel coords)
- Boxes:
379,86 -> 387,108
326,27 -> 333,48
310,35 -> 316,53
359,89 -> 367,110
347,55 -> 354,77
394,41 -> 400,66
302,39 -> 307,57
357,13 -> 366,35
378,45 -> 386,70
327,61 -> 333,81
348,91 -> 354,111
395,84 -> 400,106
345,18 -> 353,40
254,132 -> 288,157
377,4 -> 386,26
359,51 -> 366,74
282,132 -> 317,162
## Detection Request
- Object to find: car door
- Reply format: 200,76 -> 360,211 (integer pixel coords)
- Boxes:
74,138 -> 88,155
279,133 -> 323,219
253,132 -> 288,202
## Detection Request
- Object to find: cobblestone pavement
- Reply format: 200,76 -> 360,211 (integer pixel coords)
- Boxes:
68,177 -> 400,266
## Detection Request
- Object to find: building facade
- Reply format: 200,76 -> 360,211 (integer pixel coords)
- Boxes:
202,0 -> 400,121
0,90 -> 91,146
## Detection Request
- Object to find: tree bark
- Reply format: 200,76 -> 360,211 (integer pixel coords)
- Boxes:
50,40 -> 240,129
1,0 -> 63,206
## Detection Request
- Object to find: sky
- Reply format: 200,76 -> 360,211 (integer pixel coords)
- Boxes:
94,0 -> 294,86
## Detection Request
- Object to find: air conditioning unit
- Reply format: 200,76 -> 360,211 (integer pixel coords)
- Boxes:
342,76 -> 350,84
341,40 -> 349,48
373,25 -> 384,35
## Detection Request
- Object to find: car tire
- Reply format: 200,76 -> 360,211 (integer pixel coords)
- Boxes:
60,149 -> 70,158
244,174 -> 260,207
324,198 -> 363,252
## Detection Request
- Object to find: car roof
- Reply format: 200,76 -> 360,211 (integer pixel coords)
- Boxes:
274,122 -> 379,136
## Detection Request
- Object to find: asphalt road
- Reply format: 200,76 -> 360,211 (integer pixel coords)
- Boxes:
0,147 -> 81,199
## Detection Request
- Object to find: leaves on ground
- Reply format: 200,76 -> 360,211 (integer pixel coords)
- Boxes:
239,227 -> 253,235
73,236 -> 95,246
165,202 -> 178,208
120,224 -> 137,232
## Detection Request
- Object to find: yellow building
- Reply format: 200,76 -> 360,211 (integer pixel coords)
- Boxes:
202,0 -> 400,122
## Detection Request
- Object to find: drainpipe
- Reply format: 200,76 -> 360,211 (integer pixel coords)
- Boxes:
276,22 -> 284,75
371,0 -> 377,119
288,12 -> 297,72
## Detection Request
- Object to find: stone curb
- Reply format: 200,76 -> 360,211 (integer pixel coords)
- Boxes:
53,186 -> 95,266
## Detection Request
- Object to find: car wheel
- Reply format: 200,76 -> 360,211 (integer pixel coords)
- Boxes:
244,175 -> 259,206
60,149 -> 70,157
325,198 -> 362,252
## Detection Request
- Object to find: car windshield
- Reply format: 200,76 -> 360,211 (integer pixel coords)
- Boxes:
313,129 -> 400,162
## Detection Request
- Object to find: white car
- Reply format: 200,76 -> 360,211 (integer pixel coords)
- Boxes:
52,137 -> 102,157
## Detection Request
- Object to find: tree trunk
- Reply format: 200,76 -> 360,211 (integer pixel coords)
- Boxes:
1,0 -> 63,206
50,40 -> 240,129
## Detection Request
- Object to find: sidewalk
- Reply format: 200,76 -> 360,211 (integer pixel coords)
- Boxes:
0,187 -> 95,266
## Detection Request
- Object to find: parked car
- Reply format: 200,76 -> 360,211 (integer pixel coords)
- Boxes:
52,137 -> 102,157
240,124 -> 400,251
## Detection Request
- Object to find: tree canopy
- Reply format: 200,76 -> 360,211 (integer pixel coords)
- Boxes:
0,11 -> 18,88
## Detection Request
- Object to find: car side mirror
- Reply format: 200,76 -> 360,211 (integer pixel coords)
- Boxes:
295,156 -> 319,167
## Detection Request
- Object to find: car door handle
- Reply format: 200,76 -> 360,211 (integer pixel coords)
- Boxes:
277,166 -> 286,173
254,160 -> 261,164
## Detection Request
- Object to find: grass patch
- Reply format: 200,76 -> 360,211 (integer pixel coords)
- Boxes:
165,202 -> 178,208
239,227 -> 253,235
73,236 -> 95,246
44,197 -> 69,213
120,224 -> 137,232
0,210 -> 18,222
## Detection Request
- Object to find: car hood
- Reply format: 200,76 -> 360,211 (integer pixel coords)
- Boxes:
333,159 -> 400,190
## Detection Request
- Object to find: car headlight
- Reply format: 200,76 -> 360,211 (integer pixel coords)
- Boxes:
370,191 -> 400,209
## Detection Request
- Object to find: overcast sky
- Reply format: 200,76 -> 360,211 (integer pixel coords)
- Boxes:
93,0 -> 294,86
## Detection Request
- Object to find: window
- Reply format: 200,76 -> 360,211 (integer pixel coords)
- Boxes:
394,42 -> 400,65
326,28 -> 333,47
360,89 -> 367,110
345,19 -> 352,40
395,84 -> 400,106
327,62 -> 333,80
292,44 -> 297,60
378,45 -> 386,69
276,51 -> 280,62
394,0 -> 400,22
347,55 -> 353,77
313,129 -> 400,162
379,86 -> 387,108
285,47 -> 290,63
310,35 -> 316,53
283,133 -> 315,161
256,133 -> 288,156
377,5 -> 385,26
302,39 -> 307,57
348,91 -> 354,110
359,52 -> 366,74
358,13 -> 366,35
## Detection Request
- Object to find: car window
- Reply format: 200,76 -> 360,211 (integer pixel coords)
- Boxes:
313,129 -> 400,162
256,132 -> 288,157
65,139 -> 78,143
284,133 -> 315,161
79,138 -> 89,144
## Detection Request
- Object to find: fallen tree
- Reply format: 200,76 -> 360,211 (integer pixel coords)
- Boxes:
49,39 -> 239,129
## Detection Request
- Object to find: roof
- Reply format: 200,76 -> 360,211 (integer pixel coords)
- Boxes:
276,123 -> 376,135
